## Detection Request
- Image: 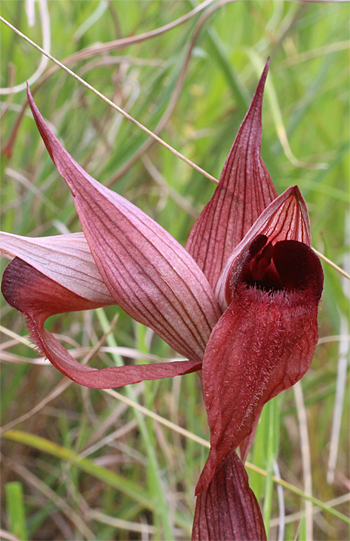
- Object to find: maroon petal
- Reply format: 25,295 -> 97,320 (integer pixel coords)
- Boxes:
192,451 -> 266,541
186,60 -> 277,289
27,87 -> 220,362
196,240 -> 323,494
0,231 -> 113,305
1,258 -> 202,388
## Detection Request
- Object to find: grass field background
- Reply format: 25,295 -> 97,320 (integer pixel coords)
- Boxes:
0,1 -> 349,540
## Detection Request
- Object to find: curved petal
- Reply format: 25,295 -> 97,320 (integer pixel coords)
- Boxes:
186,59 -> 277,289
215,185 -> 312,310
0,231 -> 113,305
27,87 -> 221,362
192,451 -> 266,541
1,258 -> 202,389
196,240 -> 323,494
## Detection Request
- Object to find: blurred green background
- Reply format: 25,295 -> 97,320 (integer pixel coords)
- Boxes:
1,1 -> 349,540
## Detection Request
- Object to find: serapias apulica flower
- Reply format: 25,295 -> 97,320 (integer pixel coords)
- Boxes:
1,60 -> 323,540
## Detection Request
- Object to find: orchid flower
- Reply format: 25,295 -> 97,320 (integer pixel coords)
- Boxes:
1,61 -> 323,540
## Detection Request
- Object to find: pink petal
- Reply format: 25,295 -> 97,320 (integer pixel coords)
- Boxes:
215,185 -> 312,310
192,451 -> 266,541
196,239 -> 323,494
0,231 -> 113,305
1,258 -> 202,388
27,87 -> 220,362
186,60 -> 277,289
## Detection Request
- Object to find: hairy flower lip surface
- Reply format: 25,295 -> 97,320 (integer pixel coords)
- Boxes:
196,238 -> 323,495
228,236 -> 324,301
214,184 -> 312,311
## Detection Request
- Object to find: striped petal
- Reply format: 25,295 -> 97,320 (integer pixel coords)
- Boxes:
186,60 -> 277,289
27,87 -> 221,362
192,451 -> 266,541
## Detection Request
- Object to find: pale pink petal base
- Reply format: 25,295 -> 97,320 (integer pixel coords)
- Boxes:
0,231 -> 113,305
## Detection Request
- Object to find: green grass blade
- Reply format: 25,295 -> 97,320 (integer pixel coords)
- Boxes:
5,481 -> 28,541
96,308 -> 175,540
3,429 -> 154,511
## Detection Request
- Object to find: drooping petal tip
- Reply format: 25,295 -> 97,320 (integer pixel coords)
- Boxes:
1,257 -> 203,389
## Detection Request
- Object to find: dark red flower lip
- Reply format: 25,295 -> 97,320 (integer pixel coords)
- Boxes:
196,237 -> 323,494
213,184 -> 313,311
227,235 -> 324,302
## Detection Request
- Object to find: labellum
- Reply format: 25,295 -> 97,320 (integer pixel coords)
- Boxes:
1,60 -> 323,540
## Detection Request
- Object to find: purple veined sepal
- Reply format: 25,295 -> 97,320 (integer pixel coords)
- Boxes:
186,58 -> 277,290
0,86 -> 224,389
0,58 -> 326,541
26,86 -> 221,369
